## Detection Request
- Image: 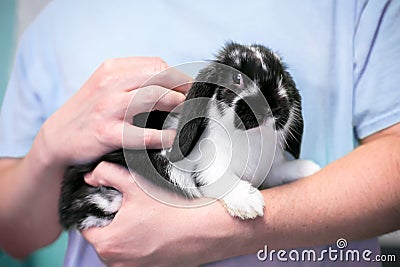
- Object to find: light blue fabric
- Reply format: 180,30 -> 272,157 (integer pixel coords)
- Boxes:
1,0 -> 399,266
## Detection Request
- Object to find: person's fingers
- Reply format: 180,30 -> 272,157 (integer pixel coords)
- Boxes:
125,85 -> 185,118
84,161 -> 134,192
142,66 -> 193,94
94,57 -> 169,90
151,87 -> 186,111
96,57 -> 192,93
81,162 -> 136,245
83,172 -> 99,187
122,125 -> 176,149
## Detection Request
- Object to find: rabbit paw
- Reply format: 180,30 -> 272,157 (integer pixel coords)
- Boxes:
220,181 -> 265,219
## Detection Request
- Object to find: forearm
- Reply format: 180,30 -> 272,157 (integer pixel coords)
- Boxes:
79,134 -> 399,266
0,129 -> 66,259
194,135 -> 400,263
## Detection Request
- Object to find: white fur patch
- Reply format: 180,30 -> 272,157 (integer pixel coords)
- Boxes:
88,191 -> 122,214
187,99 -> 275,206
230,49 -> 241,65
168,165 -> 202,198
80,216 -> 112,229
249,46 -> 267,70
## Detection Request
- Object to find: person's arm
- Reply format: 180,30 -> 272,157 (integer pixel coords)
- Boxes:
0,57 -> 190,259
0,155 -> 65,259
82,123 -> 400,267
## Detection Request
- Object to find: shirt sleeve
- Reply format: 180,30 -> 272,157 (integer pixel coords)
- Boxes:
0,19 -> 56,158
353,0 -> 400,140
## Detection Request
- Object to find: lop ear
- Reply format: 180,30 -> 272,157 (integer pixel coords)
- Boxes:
168,67 -> 218,162
281,69 -> 304,160
284,101 -> 303,159
285,116 -> 303,159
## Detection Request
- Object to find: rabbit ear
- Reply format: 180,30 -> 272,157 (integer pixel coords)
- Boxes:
167,80 -> 217,162
284,106 -> 303,159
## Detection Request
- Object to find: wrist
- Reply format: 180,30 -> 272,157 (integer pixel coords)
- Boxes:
184,201 -> 256,264
32,121 -> 69,168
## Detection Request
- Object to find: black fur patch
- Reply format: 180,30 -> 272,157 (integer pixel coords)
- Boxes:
167,80 -> 216,162
234,94 -> 271,130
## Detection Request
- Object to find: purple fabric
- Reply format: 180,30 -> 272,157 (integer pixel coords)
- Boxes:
65,231 -> 381,266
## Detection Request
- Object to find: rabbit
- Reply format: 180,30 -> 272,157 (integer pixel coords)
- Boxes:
59,42 -> 320,230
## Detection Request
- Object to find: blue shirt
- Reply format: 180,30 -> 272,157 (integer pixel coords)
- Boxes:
1,0 -> 399,266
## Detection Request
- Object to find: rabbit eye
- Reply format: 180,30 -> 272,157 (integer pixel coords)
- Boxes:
232,73 -> 243,85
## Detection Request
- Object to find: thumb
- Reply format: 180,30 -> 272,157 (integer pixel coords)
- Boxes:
84,161 -> 135,193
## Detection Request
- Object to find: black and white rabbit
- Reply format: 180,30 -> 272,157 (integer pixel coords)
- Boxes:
59,42 -> 320,230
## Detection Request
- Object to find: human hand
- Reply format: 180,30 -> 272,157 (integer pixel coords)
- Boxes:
81,161 -> 246,267
39,57 -> 191,166
82,162 -> 202,267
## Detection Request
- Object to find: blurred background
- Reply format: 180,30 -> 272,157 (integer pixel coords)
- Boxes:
0,0 -> 399,266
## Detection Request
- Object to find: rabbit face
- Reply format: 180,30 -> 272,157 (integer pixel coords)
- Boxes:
168,42 -> 304,162
214,43 -> 300,132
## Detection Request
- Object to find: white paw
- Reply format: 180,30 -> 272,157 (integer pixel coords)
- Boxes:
220,182 -> 265,220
